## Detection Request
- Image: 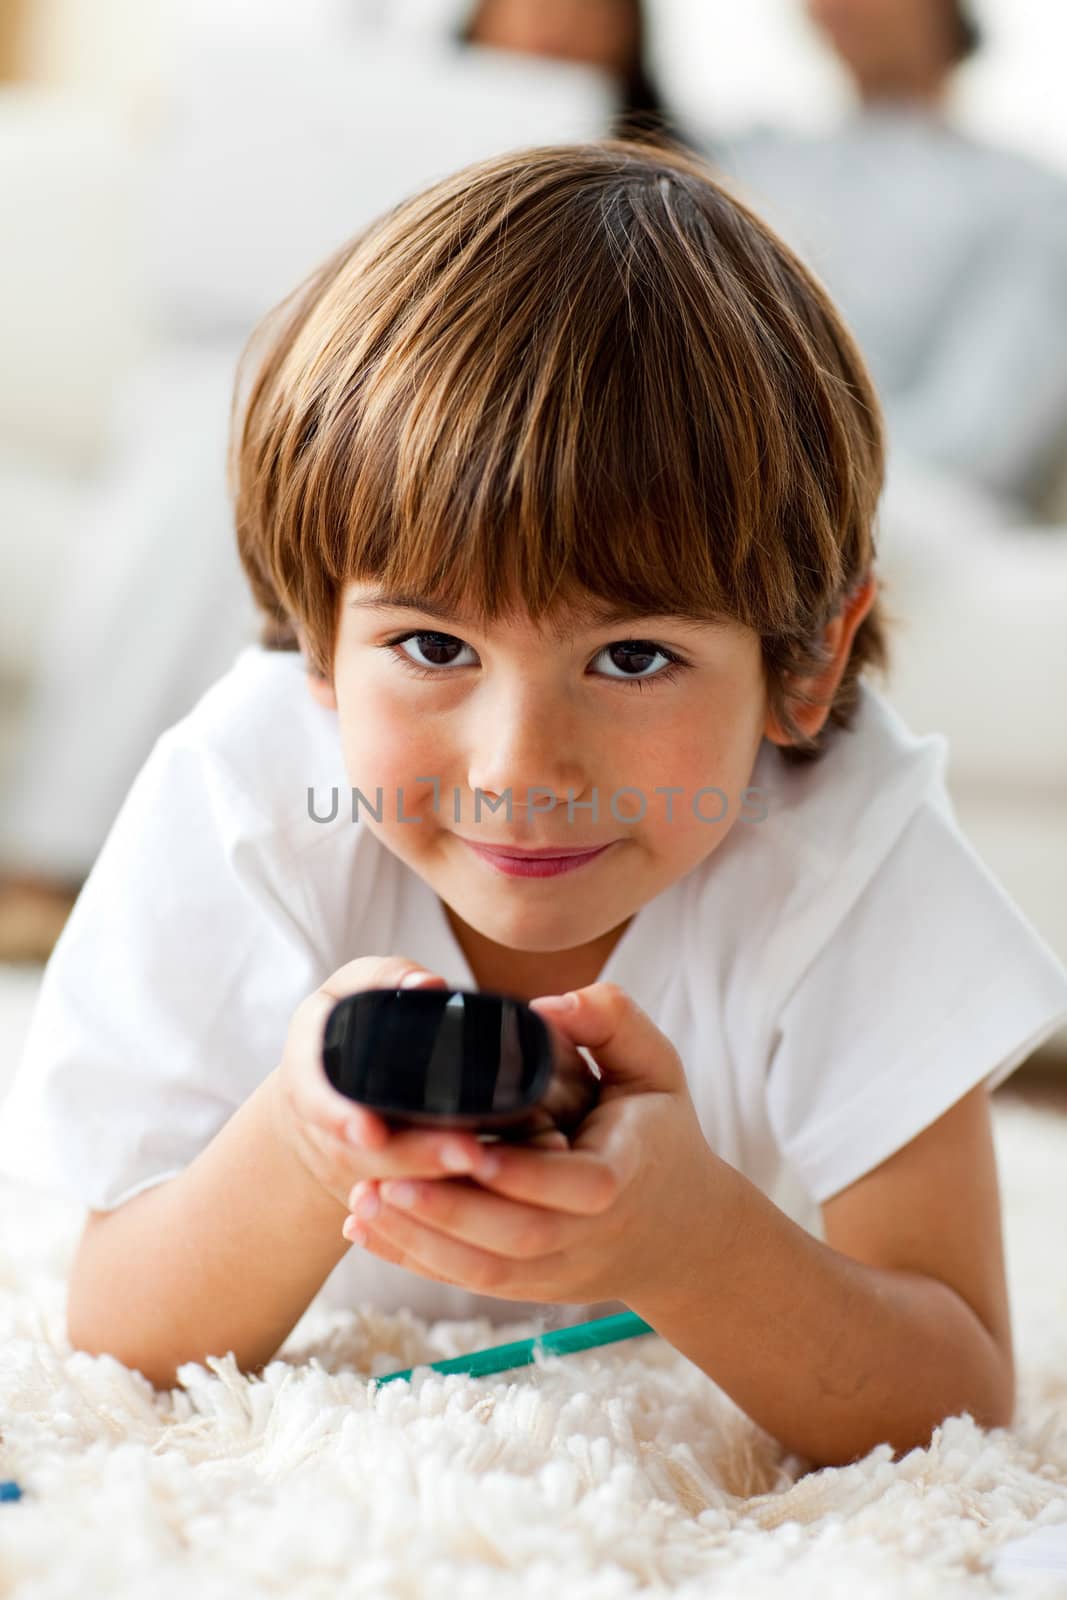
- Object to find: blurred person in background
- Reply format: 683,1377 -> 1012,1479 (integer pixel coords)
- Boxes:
460,0 -> 683,144
709,0 -> 1067,524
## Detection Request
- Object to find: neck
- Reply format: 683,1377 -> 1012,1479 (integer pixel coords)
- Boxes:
853,58 -> 953,110
443,902 -> 632,1003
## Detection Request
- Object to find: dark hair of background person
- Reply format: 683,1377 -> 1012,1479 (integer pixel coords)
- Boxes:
458,0 -> 685,147
950,0 -> 982,63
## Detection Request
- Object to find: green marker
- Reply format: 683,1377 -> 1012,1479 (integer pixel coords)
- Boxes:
370,1309 -> 655,1386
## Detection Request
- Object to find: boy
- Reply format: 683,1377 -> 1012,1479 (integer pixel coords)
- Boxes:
2,139 -> 1065,1470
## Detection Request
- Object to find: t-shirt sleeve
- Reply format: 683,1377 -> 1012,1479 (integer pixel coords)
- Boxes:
0,729 -> 323,1211
764,795 -> 1067,1206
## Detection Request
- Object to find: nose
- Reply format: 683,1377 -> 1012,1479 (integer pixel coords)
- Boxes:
465,680 -> 591,815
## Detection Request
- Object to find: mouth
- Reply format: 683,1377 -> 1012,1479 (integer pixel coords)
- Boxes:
458,838 -> 620,877
454,840 -> 617,859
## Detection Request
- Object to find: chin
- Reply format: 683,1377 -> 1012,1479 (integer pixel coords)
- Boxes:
459,884 -> 611,946
466,901 -> 586,950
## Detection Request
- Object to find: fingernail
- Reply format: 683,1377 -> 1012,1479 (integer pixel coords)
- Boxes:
476,1150 -> 501,1179
400,970 -> 435,989
533,992 -> 579,1012
440,1142 -> 473,1172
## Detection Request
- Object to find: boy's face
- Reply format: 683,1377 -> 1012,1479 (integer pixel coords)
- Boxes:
310,579 -> 778,970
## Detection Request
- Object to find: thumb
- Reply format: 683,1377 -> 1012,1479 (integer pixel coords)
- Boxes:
529,982 -> 686,1099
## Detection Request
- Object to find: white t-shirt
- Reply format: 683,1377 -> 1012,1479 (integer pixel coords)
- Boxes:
3,645 -> 1066,1331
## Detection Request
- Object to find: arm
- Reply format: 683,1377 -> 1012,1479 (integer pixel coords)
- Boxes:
630,1085 -> 1015,1470
66,1070 -> 350,1391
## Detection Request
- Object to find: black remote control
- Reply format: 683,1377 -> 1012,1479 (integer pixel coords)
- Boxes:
322,987 -> 600,1142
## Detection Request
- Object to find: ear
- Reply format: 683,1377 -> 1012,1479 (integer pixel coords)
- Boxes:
295,625 -> 337,712
763,570 -> 878,747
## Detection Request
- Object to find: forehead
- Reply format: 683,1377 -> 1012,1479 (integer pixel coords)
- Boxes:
343,581 -> 738,642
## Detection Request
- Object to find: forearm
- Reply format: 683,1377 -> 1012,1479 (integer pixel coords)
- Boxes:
630,1160 -> 1014,1470
67,1071 -> 352,1389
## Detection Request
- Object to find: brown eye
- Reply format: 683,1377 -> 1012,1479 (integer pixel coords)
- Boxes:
604,641 -> 660,676
393,632 -> 473,670
383,630 -> 690,689
594,640 -> 687,686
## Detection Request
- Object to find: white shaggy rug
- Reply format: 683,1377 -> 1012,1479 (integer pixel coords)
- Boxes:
2,968 -> 1066,1595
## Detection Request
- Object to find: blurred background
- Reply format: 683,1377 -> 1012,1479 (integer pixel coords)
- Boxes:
1,0 -> 1066,1077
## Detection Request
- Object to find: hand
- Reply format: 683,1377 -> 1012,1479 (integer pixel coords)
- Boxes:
269,955 -> 559,1213
343,982 -> 728,1311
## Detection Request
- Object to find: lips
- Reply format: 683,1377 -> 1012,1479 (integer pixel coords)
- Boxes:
457,841 -> 612,858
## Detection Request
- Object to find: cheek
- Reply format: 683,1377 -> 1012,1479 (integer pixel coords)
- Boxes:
336,707 -> 448,860
635,715 -> 739,795
334,677 -> 445,791
636,711 -> 759,856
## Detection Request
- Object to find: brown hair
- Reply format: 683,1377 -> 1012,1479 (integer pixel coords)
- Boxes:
230,138 -> 894,764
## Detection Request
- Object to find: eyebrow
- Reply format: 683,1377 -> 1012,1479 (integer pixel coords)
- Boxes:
347,592 -> 729,636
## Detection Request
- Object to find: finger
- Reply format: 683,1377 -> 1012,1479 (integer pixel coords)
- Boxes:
529,983 -> 686,1097
371,1175 -> 570,1262
350,1188 -> 567,1299
453,1138 -> 617,1216
527,1129 -> 570,1150
319,959 -> 449,1005
345,1213 -> 462,1291
301,1116 -> 510,1191
376,1125 -> 503,1179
